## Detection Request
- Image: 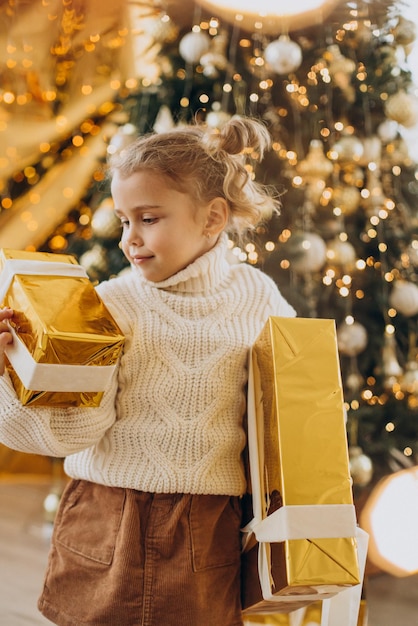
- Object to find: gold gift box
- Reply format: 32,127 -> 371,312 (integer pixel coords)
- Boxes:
244,601 -> 321,625
0,248 -> 124,407
244,599 -> 368,625
242,317 -> 360,616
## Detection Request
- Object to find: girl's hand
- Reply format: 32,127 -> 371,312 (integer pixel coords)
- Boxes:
0,308 -> 13,375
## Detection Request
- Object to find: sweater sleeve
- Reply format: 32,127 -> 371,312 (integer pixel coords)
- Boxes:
0,367 -> 118,457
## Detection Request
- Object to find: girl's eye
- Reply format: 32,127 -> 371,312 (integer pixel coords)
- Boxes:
142,216 -> 157,224
120,219 -> 129,227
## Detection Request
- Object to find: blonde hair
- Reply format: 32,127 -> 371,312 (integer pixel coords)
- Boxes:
108,116 -> 280,238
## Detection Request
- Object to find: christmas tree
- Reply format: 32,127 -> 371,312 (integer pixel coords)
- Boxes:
1,0 -> 417,491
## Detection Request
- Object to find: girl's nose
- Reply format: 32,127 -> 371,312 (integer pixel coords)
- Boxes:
125,226 -> 143,246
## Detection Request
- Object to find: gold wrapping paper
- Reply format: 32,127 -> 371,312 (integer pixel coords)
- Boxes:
244,599 -> 368,625
0,249 -> 124,407
242,317 -> 360,615
244,601 -> 322,625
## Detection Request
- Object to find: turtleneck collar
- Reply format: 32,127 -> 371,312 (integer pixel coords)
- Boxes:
134,233 -> 231,295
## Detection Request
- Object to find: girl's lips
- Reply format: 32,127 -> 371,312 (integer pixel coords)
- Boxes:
132,255 -> 152,264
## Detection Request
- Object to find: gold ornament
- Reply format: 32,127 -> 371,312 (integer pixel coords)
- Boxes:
361,170 -> 385,215
332,185 -> 361,215
393,16 -> 416,47
400,360 -> 418,396
356,19 -> 373,44
381,332 -> 403,388
345,357 -> 364,395
141,13 -> 179,44
326,44 -> 356,102
332,135 -> 364,163
305,177 -> 328,206
384,91 -> 418,128
382,136 -> 410,167
200,32 -> 229,78
297,139 -> 334,179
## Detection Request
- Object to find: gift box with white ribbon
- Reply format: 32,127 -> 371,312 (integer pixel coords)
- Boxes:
241,317 -> 368,626
0,248 -> 124,407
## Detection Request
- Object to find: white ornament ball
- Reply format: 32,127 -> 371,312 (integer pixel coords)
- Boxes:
290,232 -> 327,273
179,30 -> 211,64
91,198 -> 121,239
326,239 -> 356,269
200,32 -> 228,77
337,321 -> 368,356
389,280 -> 418,316
400,361 -> 418,394
349,446 -> 373,487
406,242 -> 418,267
107,123 -> 137,154
264,35 -> 303,75
377,119 -> 399,143
153,105 -> 175,134
345,369 -> 364,394
140,15 -> 178,43
79,245 -> 108,276
358,136 -> 382,166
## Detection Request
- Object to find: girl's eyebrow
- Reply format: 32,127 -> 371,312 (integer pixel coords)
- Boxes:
114,204 -> 162,215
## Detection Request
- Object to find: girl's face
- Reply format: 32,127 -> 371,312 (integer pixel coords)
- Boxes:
111,170 -> 219,283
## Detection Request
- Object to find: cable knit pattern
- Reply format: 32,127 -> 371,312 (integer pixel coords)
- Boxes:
0,235 -> 295,495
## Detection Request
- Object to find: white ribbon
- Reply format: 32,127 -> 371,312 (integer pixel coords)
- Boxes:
253,503 -> 357,542
5,325 -> 115,392
0,258 -> 87,303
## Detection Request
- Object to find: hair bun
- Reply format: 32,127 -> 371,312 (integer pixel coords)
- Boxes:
204,116 -> 271,161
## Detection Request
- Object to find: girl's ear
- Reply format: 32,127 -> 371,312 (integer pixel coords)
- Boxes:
204,197 -> 229,236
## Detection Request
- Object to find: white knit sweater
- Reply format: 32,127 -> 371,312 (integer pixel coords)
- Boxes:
0,235 -> 295,495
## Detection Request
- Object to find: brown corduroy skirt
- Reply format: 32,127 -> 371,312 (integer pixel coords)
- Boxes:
38,479 -> 244,626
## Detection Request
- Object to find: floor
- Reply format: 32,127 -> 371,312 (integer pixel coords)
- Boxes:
0,478 -> 417,626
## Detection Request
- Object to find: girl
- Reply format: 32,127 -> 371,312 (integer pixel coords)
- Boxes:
0,116 -> 295,626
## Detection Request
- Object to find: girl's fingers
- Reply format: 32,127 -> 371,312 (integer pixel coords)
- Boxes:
0,307 -> 13,321
0,333 -> 12,348
0,309 -> 14,350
